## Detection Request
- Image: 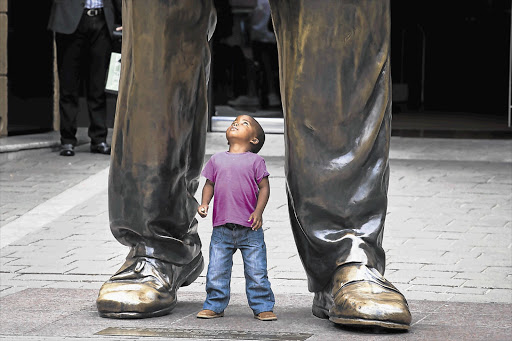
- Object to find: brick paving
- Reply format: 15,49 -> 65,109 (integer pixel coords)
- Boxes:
0,131 -> 511,339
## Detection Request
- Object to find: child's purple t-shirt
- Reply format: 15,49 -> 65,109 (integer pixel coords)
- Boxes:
201,151 -> 270,228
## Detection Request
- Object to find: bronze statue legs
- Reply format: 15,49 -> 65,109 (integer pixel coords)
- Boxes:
270,0 -> 390,292
269,0 -> 410,328
96,0 -> 215,318
98,0 -> 411,329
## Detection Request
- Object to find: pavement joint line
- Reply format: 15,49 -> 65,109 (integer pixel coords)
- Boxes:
0,167 -> 110,249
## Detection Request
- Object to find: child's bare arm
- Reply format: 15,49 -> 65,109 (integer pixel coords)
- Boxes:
198,179 -> 214,217
249,177 -> 270,230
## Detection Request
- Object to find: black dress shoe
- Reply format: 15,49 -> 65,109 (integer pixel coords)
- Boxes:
90,142 -> 111,155
60,144 -> 75,156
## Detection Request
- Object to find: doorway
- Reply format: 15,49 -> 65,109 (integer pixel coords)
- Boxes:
7,0 -> 54,135
390,0 -> 511,137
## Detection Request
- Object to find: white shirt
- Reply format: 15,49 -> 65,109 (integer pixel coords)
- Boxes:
84,0 -> 103,9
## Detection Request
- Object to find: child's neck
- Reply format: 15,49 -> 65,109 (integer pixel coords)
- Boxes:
228,143 -> 251,154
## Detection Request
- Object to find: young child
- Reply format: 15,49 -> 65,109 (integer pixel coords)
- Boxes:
196,115 -> 276,321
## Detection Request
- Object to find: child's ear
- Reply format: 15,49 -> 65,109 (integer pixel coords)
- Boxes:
250,137 -> 259,145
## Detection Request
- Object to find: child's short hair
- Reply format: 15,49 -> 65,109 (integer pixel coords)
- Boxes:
250,117 -> 265,153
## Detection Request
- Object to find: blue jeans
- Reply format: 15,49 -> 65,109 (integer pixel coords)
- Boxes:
203,224 -> 275,315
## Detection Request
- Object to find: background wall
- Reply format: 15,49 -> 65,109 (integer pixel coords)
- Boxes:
0,0 -> 7,136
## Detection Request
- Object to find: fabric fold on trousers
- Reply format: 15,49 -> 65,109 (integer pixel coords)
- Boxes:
269,0 -> 391,292
109,0 -> 216,265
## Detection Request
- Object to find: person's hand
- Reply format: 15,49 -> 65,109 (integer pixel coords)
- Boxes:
248,211 -> 263,230
116,26 -> 123,31
198,204 -> 209,218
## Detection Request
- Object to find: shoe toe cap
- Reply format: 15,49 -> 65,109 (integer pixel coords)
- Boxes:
60,150 -> 74,156
331,281 -> 412,326
97,281 -> 175,315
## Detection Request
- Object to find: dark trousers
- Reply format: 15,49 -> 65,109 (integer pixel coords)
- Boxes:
110,0 -> 390,293
56,11 -> 111,146
251,40 -> 279,107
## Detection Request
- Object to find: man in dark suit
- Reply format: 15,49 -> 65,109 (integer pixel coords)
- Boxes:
48,0 -> 122,156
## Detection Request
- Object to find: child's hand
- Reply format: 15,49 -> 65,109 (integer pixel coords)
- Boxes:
198,204 -> 209,218
248,211 -> 263,230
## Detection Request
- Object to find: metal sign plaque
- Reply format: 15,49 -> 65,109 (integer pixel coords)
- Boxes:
96,327 -> 313,340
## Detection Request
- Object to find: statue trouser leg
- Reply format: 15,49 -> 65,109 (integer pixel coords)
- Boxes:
96,0 -> 216,318
270,0 -> 411,329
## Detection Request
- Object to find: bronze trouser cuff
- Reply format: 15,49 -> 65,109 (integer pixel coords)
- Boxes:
271,0 -> 391,292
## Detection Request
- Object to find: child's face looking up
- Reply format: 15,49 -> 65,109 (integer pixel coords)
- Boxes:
226,115 -> 259,146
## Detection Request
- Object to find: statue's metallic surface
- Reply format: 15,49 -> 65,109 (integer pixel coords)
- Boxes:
323,263 -> 411,329
97,0 -> 411,330
97,0 -> 215,318
270,0 -> 390,291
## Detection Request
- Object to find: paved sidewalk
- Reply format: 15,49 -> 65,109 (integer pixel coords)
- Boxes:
0,131 -> 511,340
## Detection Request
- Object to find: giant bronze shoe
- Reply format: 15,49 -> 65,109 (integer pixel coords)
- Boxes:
313,263 -> 411,330
96,253 -> 204,319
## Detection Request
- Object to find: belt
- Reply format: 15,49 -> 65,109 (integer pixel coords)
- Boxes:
223,223 -> 245,230
84,8 -> 104,17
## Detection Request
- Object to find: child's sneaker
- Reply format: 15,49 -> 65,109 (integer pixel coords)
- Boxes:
254,311 -> 277,321
197,309 -> 224,319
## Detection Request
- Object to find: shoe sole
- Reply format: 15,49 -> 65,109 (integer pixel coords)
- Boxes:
98,253 -> 204,319
329,316 -> 410,330
314,305 -> 408,330
311,305 -> 329,319
99,303 -> 176,319
254,316 -> 277,321
197,312 -> 224,319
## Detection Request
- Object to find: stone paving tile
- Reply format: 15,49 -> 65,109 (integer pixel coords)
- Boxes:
410,277 -> 467,287
445,286 -> 489,295
12,273 -> 98,282
43,282 -> 86,289
0,286 -> 28,298
449,293 -> 512,304
437,231 -> 488,240
14,265 -> 78,275
483,267 -> 512,275
404,288 -> 455,299
272,271 -> 308,280
65,261 -> 124,275
0,272 -> 20,283
420,263 -> 488,273
453,271 -> 509,281
0,285 -> 12,292
386,262 -> 426,270
461,280 -> 511,290
476,289 -> 512,303
0,147 -> 111,223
